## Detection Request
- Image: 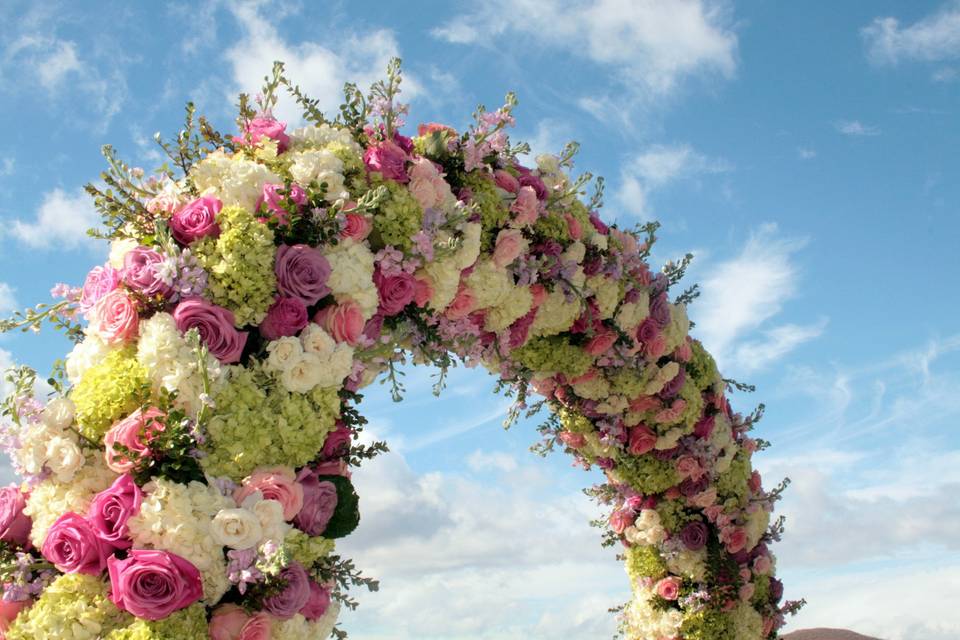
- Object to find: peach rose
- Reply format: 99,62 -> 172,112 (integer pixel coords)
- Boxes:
340,212 -> 372,242
445,283 -> 476,320
234,467 -> 304,521
655,576 -> 681,601
103,408 -> 167,474
510,186 -> 539,227
492,229 -> 527,268
91,290 -> 139,345
313,300 -> 365,346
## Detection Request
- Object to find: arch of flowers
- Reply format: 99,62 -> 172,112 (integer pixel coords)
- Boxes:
0,61 -> 801,639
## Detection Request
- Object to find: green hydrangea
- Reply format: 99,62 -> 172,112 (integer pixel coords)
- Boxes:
195,205 -> 277,326
533,211 -> 571,243
284,530 -> 336,568
559,408 -> 594,434
462,173 -> 510,242
676,378 -> 705,429
656,498 -> 696,534
202,366 -> 340,479
71,347 -> 149,441
687,340 -> 721,392
716,448 -> 752,504
609,367 -> 654,399
615,454 -> 679,495
752,574 -> 771,607
625,544 -> 667,583
513,336 -> 593,378
373,181 -> 423,250
565,199 -> 593,237
104,604 -> 207,640
679,608 -> 735,640
326,141 -> 364,175
7,574 -> 130,640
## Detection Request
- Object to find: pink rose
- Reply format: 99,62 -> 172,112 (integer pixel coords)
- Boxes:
492,229 -> 525,268
558,431 -> 586,448
103,407 -> 167,474
585,328 -> 618,356
740,582 -> 755,602
0,599 -> 29,637
234,467 -> 304,521
170,195 -> 222,245
510,186 -> 539,226
123,246 -> 173,298
627,425 -> 657,456
80,265 -> 121,313
749,470 -> 762,493
413,276 -> 433,308
340,212 -> 372,242
313,300 -> 364,346
235,117 -> 290,152
363,140 -> 409,183
723,527 -> 748,554
239,613 -> 272,640
444,283 -> 476,320
262,562 -> 311,619
321,425 -> 353,459
609,509 -> 634,534
564,213 -> 583,240
0,486 -> 31,547
108,549 -> 203,620
259,296 -> 309,340
312,460 -> 350,478
42,512 -> 108,575
92,290 -> 139,345
374,269 -> 416,316
88,474 -> 142,551
418,122 -> 456,137
294,468 -> 339,536
173,297 -> 248,364
275,244 -> 331,306
493,169 -> 520,194
408,158 -> 447,209
753,554 -> 772,575
256,183 -> 307,226
209,604 -> 249,640
299,580 -> 332,621
676,456 -> 703,481
655,576 -> 681,601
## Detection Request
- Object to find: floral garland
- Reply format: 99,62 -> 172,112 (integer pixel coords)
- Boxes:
0,60 -> 802,639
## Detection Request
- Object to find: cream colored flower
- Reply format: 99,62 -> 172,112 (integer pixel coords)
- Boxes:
44,436 -> 84,483
211,508 -> 263,550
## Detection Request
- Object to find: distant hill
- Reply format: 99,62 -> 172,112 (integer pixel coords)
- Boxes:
783,629 -> 881,640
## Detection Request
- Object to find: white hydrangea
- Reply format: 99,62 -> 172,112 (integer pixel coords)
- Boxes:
420,258 -> 461,311
190,151 -> 281,211
571,374 -> 611,401
127,478 -> 235,603
624,587 -> 684,640
615,291 -> 650,333
745,504 -> 771,549
665,545 -> 708,582
289,124 -> 361,154
531,289 -> 580,338
485,284 -> 533,332
325,241 -> 378,320
65,333 -> 112,384
466,259 -> 512,310
624,509 -> 667,547
710,414 -> 737,474
662,302 -> 690,354
731,600 -> 764,640
454,222 -> 482,270
644,361 -> 680,396
588,274 -> 621,320
24,456 -> 115,547
137,313 -> 223,415
287,149 -> 348,202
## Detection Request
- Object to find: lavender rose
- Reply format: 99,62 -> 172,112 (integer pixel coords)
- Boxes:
123,246 -> 173,298
659,368 -> 686,399
262,562 -> 310,620
0,486 -> 31,547
108,548 -> 203,620
294,469 -> 338,536
275,244 -> 331,307
650,291 -> 671,328
259,296 -> 309,340
680,521 -> 709,551
170,195 -> 222,245
87,474 -> 142,550
41,512 -> 108,575
173,297 -> 248,364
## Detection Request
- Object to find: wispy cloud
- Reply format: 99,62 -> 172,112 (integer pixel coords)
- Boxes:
10,187 -> 99,251
797,147 -> 816,160
433,0 -> 737,109
862,1 -> 960,66
0,283 -> 16,314
615,143 -> 730,218
691,224 -> 823,373
835,120 -> 881,136
224,1 -> 411,124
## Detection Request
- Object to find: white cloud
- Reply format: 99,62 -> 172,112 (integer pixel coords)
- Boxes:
797,147 -> 816,160
0,283 -> 16,314
932,65 -> 959,81
338,429 -> 622,639
615,143 -> 730,218
862,1 -> 960,65
10,187 -> 99,250
433,0 -> 737,101
224,1 -> 411,124
517,119 -> 573,164
692,224 -> 822,372
835,120 -> 881,136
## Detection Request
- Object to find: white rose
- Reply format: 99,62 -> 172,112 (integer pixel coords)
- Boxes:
109,238 -> 139,269
211,508 -> 263,550
45,436 -> 85,482
252,498 -> 290,542
280,353 -> 323,393
315,343 -> 354,389
41,397 -> 76,430
300,323 -> 336,358
266,336 -> 304,372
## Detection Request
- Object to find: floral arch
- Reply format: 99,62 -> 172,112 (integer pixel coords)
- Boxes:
0,61 -> 801,639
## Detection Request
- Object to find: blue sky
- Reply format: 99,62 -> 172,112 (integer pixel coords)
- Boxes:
0,1 -> 958,638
